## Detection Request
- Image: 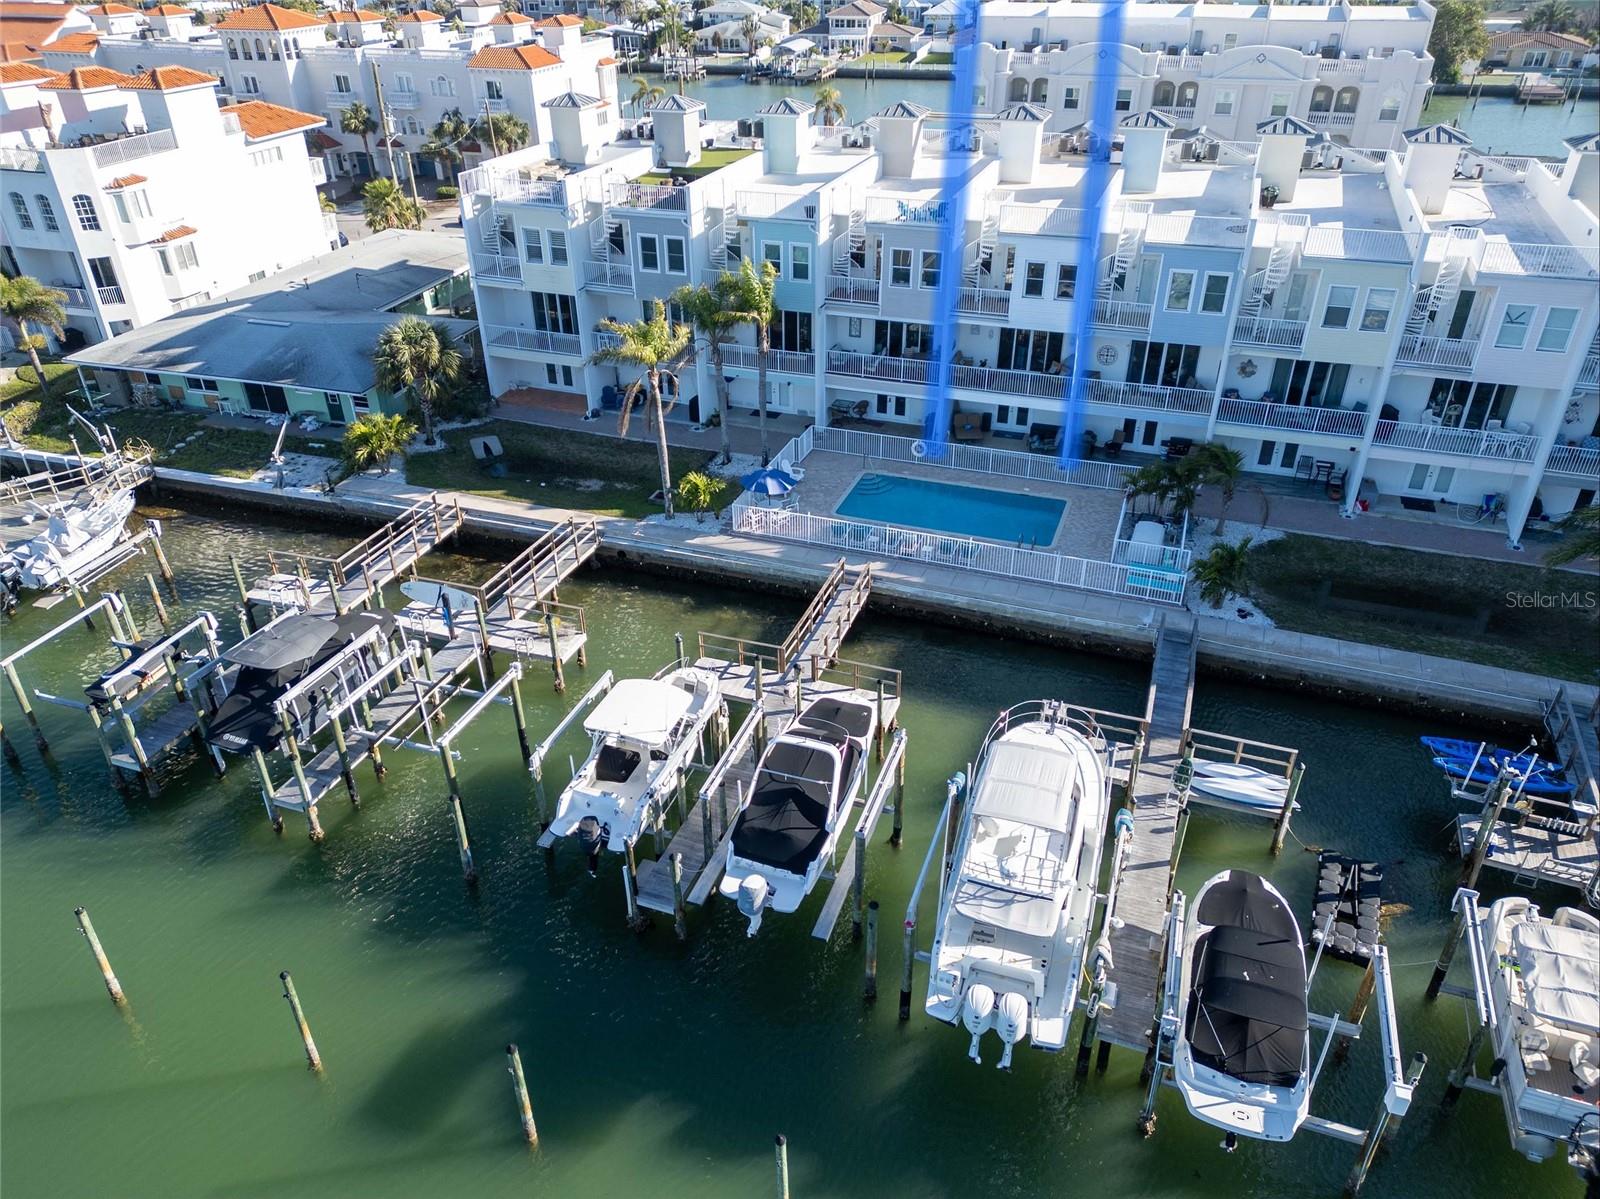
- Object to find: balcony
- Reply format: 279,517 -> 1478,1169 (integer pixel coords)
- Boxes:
1371,420 -> 1539,463
1152,106 -> 1195,125
1301,226 -> 1416,263
997,201 -> 1086,238
826,273 -> 879,308
956,285 -> 1010,318
734,189 -> 819,223
472,252 -> 522,284
1216,398 -> 1366,437
719,345 -> 816,375
387,90 -> 422,110
1232,316 -> 1308,350
1394,333 -> 1479,372
481,97 -> 510,115
326,90 -> 359,110
486,324 -> 582,358
0,147 -> 43,172
1576,353 -> 1600,394
97,285 -> 126,306
610,182 -> 687,212
1083,378 -> 1213,416
89,128 -> 177,168
1545,444 -> 1600,479
1090,297 -> 1153,332
1304,110 -> 1357,131
1476,241 -> 1600,279
56,286 -> 91,309
582,260 -> 635,292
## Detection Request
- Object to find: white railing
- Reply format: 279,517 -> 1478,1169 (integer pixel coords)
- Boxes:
1010,50 -> 1050,66
1113,535 -> 1192,575
472,252 -> 522,283
481,97 -> 510,115
1152,106 -> 1195,124
828,350 -> 932,387
485,324 -> 582,357
0,147 -> 43,172
1144,213 -> 1249,248
326,90 -> 359,110
1217,398 -> 1365,436
1476,241 -> 1600,279
1395,333 -> 1479,371
1316,59 -> 1368,77
97,285 -> 125,305
864,194 -> 950,224
1157,54 -> 1196,71
1233,316 -> 1308,349
1545,445 -> 1600,478
1371,420 -> 1539,462
997,201 -> 1087,237
1084,378 -> 1213,416
462,168 -> 570,209
826,273 -> 880,307
813,425 -> 1135,492
733,503 -> 1184,604
1305,110 -> 1357,130
582,260 -> 635,292
90,128 -> 178,168
1090,298 -> 1153,331
735,189 -> 818,223
956,285 -> 1010,317
387,90 -> 422,110
308,159 -> 327,184
1302,226 -> 1416,263
718,344 -> 816,375
56,286 -> 90,308
1577,353 -> 1600,392
610,182 -> 688,212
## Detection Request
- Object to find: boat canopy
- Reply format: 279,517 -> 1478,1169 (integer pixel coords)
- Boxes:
223,615 -> 340,670
1513,920 -> 1600,1035
584,679 -> 693,749
730,740 -> 837,874
970,739 -> 1080,834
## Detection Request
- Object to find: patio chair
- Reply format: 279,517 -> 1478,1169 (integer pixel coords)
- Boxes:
1162,436 -> 1193,462
1104,428 -> 1127,459
1026,422 -> 1062,453
951,410 -> 985,442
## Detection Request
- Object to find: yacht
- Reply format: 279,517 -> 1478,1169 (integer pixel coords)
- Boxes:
1173,870 -> 1312,1143
548,667 -> 722,866
719,695 -> 877,935
925,701 -> 1112,1069
2,487 -> 135,601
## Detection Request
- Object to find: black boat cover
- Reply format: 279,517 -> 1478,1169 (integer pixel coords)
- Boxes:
794,698 -> 875,744
730,739 -> 838,874
224,615 -> 341,670
1185,874 -> 1308,1087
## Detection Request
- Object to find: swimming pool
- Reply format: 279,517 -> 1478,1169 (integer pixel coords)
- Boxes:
836,473 -> 1066,546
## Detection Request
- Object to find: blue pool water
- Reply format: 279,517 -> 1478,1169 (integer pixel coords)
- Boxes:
836,473 -> 1066,545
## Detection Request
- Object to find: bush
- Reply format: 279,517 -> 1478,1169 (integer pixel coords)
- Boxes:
436,185 -> 459,200
343,413 -> 416,475
676,470 -> 720,521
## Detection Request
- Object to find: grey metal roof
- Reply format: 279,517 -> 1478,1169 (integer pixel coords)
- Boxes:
647,93 -> 706,113
758,97 -> 814,116
1119,109 -> 1175,130
1403,123 -> 1472,146
67,230 -> 473,396
995,102 -> 1048,123
873,100 -> 929,119
1256,115 -> 1315,137
1563,131 -> 1600,152
544,90 -> 602,109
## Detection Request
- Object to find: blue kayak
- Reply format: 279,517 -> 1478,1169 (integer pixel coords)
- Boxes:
1431,755 -> 1576,797
1420,736 -> 1562,774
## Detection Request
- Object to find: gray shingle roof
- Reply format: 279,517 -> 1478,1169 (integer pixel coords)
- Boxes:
873,100 -> 928,119
647,93 -> 706,113
995,102 -> 1048,123
758,97 -> 814,116
1255,115 -> 1315,137
1403,123 -> 1472,146
544,90 -> 602,109
1119,109 -> 1175,130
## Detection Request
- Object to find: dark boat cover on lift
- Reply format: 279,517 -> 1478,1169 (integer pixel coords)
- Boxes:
1185,873 -> 1308,1087
730,739 -> 838,875
793,698 -> 875,744
224,615 -> 340,670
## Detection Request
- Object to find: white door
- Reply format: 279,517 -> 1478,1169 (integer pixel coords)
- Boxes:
1405,463 -> 1456,494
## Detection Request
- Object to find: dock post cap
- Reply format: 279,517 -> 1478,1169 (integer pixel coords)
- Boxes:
506,1042 -> 518,1055
774,1133 -> 786,1146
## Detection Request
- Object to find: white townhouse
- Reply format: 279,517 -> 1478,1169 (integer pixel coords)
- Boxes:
459,90 -> 1599,547
0,65 -> 335,346
826,1 -> 886,56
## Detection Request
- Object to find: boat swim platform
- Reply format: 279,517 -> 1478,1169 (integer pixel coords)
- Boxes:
1455,815 -> 1600,894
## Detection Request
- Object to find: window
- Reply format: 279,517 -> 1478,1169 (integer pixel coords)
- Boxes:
111,189 -> 151,223
35,195 -> 57,231
403,117 -> 421,136
1023,262 -> 1044,297
173,242 -> 198,271
1061,87 -> 1079,110
1495,303 -> 1534,349
334,74 -> 352,95
545,364 -> 559,385
790,243 -> 809,281
1200,273 -> 1229,314
1213,88 -> 1236,116
1256,440 -> 1276,467
874,394 -> 907,417
240,74 -> 261,95
395,72 -> 414,95
8,192 -> 31,230
241,37 -> 252,59
1055,264 -> 1076,299
1378,96 -> 1401,122
1359,287 -> 1396,332
762,241 -> 782,274
186,377 -> 219,392
638,234 -> 660,272
1321,285 -> 1356,329
157,247 -> 172,275
890,247 -> 911,287
522,228 -> 543,263
920,250 -> 940,289
1537,307 -> 1577,353
548,230 -> 567,265
248,270 -> 266,283
1269,92 -> 1291,118
486,80 -> 504,101
72,194 -> 100,231
227,37 -> 238,59
772,309 -> 811,352
1223,33 -> 1237,50
1115,88 -> 1132,112
431,75 -> 454,97
530,292 -> 576,334
1165,270 -> 1195,312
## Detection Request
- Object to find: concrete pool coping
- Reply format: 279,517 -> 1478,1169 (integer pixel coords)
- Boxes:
836,471 -> 1070,547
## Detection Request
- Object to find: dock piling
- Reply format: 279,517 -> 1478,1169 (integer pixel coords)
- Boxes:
252,747 -> 284,833
1270,760 -> 1306,854
851,827 -> 866,941
889,741 -> 905,847
4,661 -> 47,750
148,525 -> 174,583
144,573 -> 170,628
509,674 -> 532,764
74,907 -> 125,1004
506,1043 -> 539,1147
1334,957 -> 1377,1064
622,861 -> 645,931
322,689 -> 359,805
1346,1052 -> 1426,1195
449,793 -> 477,885
279,971 -> 322,1071
899,913 -> 915,1020
774,1134 -> 791,1199
671,851 -> 687,941
230,557 -> 256,631
864,900 -> 879,1002
545,612 -> 565,693
1459,772 -> 1512,892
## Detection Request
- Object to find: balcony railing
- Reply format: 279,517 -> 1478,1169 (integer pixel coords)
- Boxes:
1090,297 -> 1153,332
481,97 -> 510,115
956,285 -> 1010,317
582,260 -> 635,292
1476,240 -> 1600,279
326,90 -> 359,110
1371,420 -> 1539,462
1302,226 -> 1416,263
1545,444 -> 1600,479
462,168 -> 570,209
56,286 -> 91,309
1577,353 -> 1600,393
1144,214 -> 1250,248
1316,59 -> 1369,76
1305,110 -> 1357,130
719,344 -> 816,375
863,194 -> 950,224
1152,106 -> 1195,124
734,189 -> 819,223
826,273 -> 880,307
1395,333 -> 1479,371
0,147 -> 43,172
1217,398 -> 1366,437
472,252 -> 522,283
90,128 -> 177,168
1084,378 -> 1214,415
997,202 -> 1086,238
486,324 -> 582,358
308,158 -> 327,184
97,285 -> 125,306
610,182 -> 687,212
387,90 -> 422,110
1233,316 -> 1309,350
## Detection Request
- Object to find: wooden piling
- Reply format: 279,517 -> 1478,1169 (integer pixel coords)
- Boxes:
282,728 -> 322,841
671,851 -> 687,941
851,827 -> 867,941
1460,774 -> 1511,893
774,1134 -> 791,1199
4,661 -> 47,750
144,573 -> 170,628
899,911 -> 915,1021
449,794 -> 477,885
506,1043 -> 539,1147
251,747 -> 284,832
474,599 -> 495,683
322,690 -> 359,806
622,861 -> 644,931
1123,732 -> 1145,802
230,557 -> 255,631
1334,957 -> 1377,1064
889,739 -> 905,847
149,526 -> 174,583
863,900 -> 879,1002
279,971 -> 322,1071
1346,1052 -> 1426,1195
110,591 -> 137,641
753,664 -> 767,754
1270,760 -> 1305,855
74,907 -> 125,1004
509,674 -> 532,763
545,612 -> 565,693
109,695 -> 155,796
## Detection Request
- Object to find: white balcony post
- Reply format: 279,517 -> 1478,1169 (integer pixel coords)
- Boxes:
1206,253 -> 1251,442
1507,333 -> 1599,546
1342,354 -> 1395,518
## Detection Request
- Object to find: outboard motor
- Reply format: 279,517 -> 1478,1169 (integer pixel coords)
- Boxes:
577,817 -> 605,876
736,874 -> 770,937
1,559 -> 21,614
961,983 -> 996,1064
994,991 -> 1030,1071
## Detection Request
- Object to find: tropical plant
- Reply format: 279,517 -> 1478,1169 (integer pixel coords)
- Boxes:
1192,442 -> 1245,531
420,107 -> 471,182
1124,460 -> 1175,516
731,258 -> 778,465
0,275 -> 66,391
676,470 -> 720,521
671,274 -> 748,465
1546,505 -> 1600,566
361,177 -> 423,232
589,300 -> 691,518
472,110 -> 531,154
1523,1 -> 1579,32
814,84 -> 847,127
319,191 -> 337,213
741,13 -> 760,60
1428,0 -> 1490,84
372,317 -> 462,446
341,413 -> 416,475
340,101 -> 379,176
1193,537 -> 1253,609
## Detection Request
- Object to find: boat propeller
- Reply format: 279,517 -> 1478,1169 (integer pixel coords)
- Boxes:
577,817 -> 605,877
994,991 -> 1030,1071
736,874 -> 770,937
962,984 -> 995,1064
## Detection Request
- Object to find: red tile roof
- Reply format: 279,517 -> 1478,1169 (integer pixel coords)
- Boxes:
147,5 -> 194,15
220,99 -> 324,139
214,3 -> 326,31
467,44 -> 559,71
79,3 -> 138,14
326,9 -> 382,22
154,224 -> 198,242
307,129 -> 341,150
37,31 -> 101,54
0,62 -> 63,84
125,66 -> 218,90
39,65 -> 136,89
597,56 -> 618,67
489,11 -> 532,23
105,173 -> 147,188
534,14 -> 581,26
395,10 -> 441,21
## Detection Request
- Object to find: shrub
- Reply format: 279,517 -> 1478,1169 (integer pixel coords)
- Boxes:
436,185 -> 459,200
676,470 -> 720,521
342,413 -> 416,476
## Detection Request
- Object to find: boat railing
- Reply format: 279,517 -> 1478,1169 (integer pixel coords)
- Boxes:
977,700 -> 1144,761
1183,726 -> 1299,781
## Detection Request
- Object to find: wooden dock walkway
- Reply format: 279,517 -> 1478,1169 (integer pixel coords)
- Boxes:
1098,615 -> 1198,1052
780,560 -> 872,679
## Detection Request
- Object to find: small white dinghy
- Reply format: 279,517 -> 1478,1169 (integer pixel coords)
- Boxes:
1189,761 -> 1295,814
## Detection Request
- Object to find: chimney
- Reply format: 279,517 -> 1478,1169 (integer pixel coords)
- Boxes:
535,15 -> 584,57
648,93 -> 705,169
1561,131 -> 1600,213
872,100 -> 928,178
1118,110 -> 1174,194
1401,124 -> 1473,216
543,91 -> 605,166
993,102 -> 1046,184
758,97 -> 814,176
1254,115 -> 1313,203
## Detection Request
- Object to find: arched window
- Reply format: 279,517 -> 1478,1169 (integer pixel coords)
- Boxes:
1153,80 -> 1175,107
72,194 -> 100,231
271,37 -> 280,60
227,37 -> 238,60
1310,85 -> 1333,113
35,194 -> 57,231
1030,78 -> 1047,103
1007,78 -> 1028,102
1176,81 -> 1198,108
254,38 -> 266,60
240,38 -> 251,60
291,38 -> 300,58
9,192 -> 32,230
1334,87 -> 1359,114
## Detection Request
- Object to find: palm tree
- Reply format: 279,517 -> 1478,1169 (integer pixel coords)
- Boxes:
814,84 -> 847,128
589,300 -> 690,518
732,258 -> 778,465
631,73 -> 653,114
1523,1 -> 1578,32
0,276 -> 66,391
372,317 -> 461,446
1193,537 -> 1253,609
420,107 -> 471,182
340,101 -> 378,177
1192,441 -> 1245,531
741,13 -> 760,64
473,111 -> 531,155
1124,460 -> 1174,517
342,413 -> 417,476
672,274 -> 748,466
1546,505 -> 1600,566
362,177 -> 422,232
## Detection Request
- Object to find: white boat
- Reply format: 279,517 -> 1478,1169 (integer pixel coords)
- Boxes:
1189,761 -> 1294,814
925,701 -> 1112,1069
718,695 -> 877,935
1478,895 -> 1600,1169
548,667 -> 722,863
1173,869 -> 1312,1143
3,487 -> 135,593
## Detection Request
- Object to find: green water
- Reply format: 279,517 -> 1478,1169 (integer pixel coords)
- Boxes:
0,505 -> 1583,1198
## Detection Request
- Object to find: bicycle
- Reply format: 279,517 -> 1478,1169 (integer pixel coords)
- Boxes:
1457,493 -> 1506,525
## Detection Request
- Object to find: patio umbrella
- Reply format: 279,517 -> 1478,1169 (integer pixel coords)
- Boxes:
740,468 -> 798,497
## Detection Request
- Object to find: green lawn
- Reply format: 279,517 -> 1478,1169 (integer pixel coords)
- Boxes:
1243,534 -> 1600,683
920,52 -> 954,65
632,146 -> 754,185
403,421 -> 736,518
851,51 -> 913,66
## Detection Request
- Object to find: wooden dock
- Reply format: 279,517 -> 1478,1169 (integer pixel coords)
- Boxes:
1455,816 -> 1600,891
1098,615 -> 1198,1052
